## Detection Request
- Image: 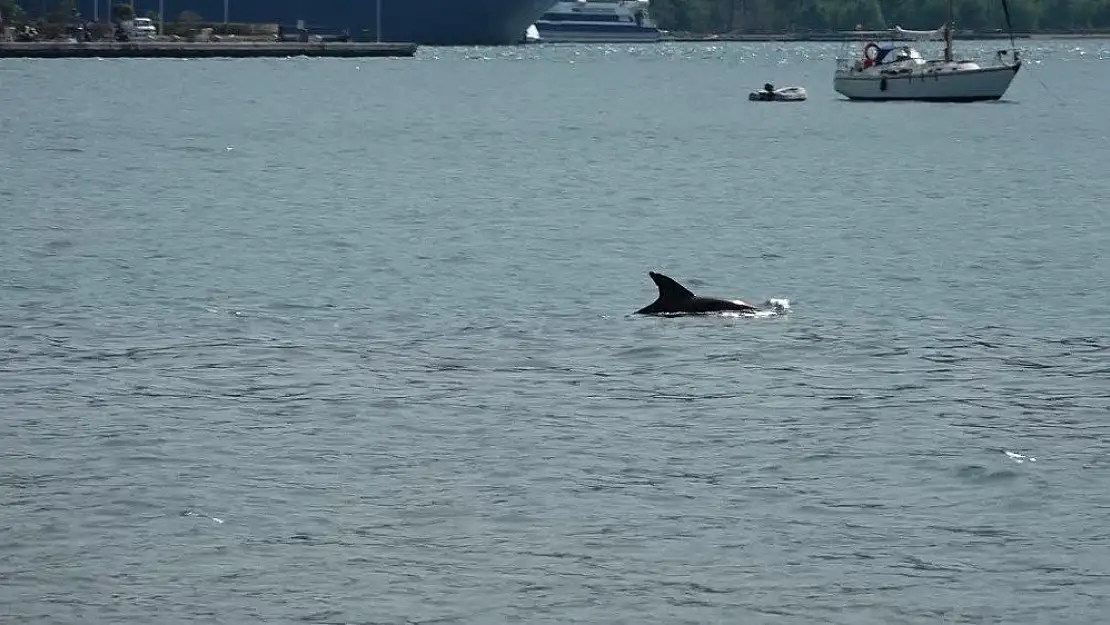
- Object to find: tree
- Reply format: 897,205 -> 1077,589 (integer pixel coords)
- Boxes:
44,0 -> 76,23
112,3 -> 134,23
1040,0 -> 1074,29
955,0 -> 990,30
646,0 -> 1110,32
1,0 -> 27,24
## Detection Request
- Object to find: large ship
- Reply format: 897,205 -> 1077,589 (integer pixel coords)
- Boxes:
532,0 -> 663,43
68,0 -> 557,46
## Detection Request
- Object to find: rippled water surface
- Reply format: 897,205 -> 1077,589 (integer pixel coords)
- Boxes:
2,40 -> 1110,624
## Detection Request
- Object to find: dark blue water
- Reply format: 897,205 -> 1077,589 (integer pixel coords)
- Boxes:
2,40 -> 1109,624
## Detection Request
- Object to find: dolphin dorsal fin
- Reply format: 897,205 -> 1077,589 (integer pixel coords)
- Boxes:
650,272 -> 695,301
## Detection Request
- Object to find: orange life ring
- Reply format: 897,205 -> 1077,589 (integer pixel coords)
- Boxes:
863,42 -> 881,62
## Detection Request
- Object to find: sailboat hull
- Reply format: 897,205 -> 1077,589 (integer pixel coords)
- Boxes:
834,62 -> 1021,102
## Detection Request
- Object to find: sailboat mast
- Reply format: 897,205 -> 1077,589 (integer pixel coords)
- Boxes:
944,0 -> 954,61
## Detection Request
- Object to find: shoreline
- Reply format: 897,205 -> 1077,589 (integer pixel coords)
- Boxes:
659,31 -> 1110,43
0,41 -> 418,59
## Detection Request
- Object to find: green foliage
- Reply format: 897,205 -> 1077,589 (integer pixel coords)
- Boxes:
44,0 -> 75,23
1,0 -> 27,23
112,3 -> 134,23
653,0 -> 1110,32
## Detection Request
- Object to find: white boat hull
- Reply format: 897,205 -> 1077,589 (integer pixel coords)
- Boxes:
834,63 -> 1021,102
532,28 -> 663,43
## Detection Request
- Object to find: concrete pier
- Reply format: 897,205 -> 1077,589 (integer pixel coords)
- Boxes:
0,41 -> 418,59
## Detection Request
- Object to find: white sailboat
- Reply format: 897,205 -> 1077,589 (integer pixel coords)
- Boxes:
833,0 -> 1022,102
522,23 -> 541,43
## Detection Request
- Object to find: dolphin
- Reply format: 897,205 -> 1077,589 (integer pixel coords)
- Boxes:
635,271 -> 758,315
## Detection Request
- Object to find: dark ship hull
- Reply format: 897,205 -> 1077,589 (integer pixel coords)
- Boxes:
71,0 -> 556,46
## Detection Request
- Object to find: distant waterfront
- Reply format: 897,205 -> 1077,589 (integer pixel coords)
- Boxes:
660,30 -> 1110,43
7,12 -> 1110,46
